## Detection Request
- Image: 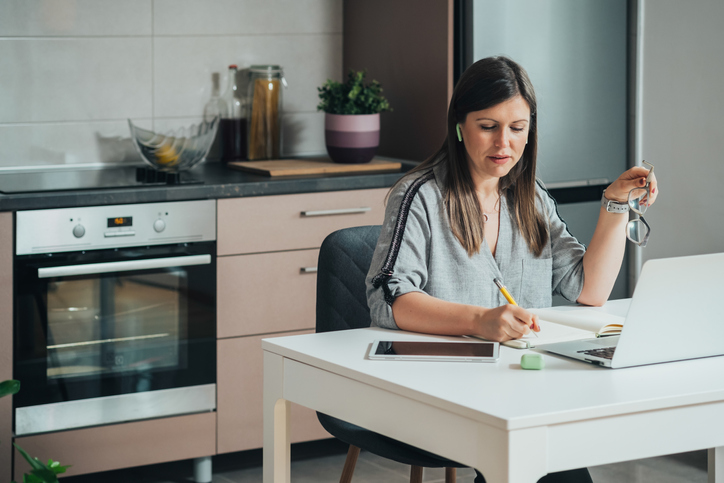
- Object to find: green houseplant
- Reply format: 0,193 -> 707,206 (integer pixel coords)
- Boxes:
317,70 -> 391,164
1,379 -> 70,483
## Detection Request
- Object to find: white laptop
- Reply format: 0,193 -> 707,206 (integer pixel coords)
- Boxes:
541,252 -> 724,368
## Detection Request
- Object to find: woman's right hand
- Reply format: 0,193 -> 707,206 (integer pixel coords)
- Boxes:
474,305 -> 540,342
392,291 -> 539,341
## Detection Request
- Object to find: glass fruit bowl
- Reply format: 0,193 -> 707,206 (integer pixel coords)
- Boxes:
128,116 -> 219,173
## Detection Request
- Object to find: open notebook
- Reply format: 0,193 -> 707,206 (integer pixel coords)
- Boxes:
472,303 -> 627,349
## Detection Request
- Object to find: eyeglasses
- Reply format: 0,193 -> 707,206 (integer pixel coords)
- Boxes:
626,161 -> 654,247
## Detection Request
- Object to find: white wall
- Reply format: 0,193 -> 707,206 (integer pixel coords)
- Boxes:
639,0 -> 724,262
0,0 -> 341,169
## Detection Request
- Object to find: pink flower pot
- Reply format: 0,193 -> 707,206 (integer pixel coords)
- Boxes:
324,113 -> 380,164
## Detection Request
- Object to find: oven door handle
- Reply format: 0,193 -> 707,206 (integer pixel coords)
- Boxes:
37,255 -> 212,279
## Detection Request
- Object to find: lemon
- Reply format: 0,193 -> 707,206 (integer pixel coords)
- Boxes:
155,142 -> 179,166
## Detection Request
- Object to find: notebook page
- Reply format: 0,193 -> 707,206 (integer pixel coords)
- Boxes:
516,319 -> 596,348
468,320 -> 596,349
529,306 -> 625,333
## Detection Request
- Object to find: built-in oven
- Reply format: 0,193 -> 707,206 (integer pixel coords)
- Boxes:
13,200 -> 216,436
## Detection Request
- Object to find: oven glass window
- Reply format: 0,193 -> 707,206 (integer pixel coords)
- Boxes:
46,270 -> 186,381
14,243 -> 216,409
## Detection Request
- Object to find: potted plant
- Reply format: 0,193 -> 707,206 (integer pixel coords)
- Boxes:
1,379 -> 70,483
317,70 -> 391,164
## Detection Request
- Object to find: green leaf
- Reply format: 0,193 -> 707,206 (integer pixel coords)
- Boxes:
14,444 -> 45,471
348,84 -> 361,101
316,70 -> 392,114
47,460 -> 69,475
23,473 -> 42,483
0,380 -> 20,398
24,468 -> 58,483
13,445 -> 68,483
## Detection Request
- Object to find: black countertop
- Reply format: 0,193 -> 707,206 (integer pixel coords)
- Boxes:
0,159 -> 416,212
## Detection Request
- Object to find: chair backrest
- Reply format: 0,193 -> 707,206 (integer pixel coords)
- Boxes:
316,225 -> 382,333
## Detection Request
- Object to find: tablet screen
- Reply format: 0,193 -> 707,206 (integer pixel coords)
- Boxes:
369,340 -> 499,361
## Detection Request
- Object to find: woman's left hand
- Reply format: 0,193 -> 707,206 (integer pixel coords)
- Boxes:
604,165 -> 658,207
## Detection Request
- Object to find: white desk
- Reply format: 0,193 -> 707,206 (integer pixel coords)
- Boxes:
262,301 -> 724,483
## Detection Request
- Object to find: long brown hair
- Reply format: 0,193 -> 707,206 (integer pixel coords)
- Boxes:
399,56 -> 548,257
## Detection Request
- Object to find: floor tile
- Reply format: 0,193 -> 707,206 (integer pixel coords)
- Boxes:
588,450 -> 707,483
59,440 -> 707,483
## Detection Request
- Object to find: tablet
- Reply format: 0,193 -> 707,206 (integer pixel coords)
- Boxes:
368,339 -> 499,362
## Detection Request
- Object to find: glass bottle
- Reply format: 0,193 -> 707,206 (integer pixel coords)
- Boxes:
204,72 -> 225,121
203,72 -> 225,161
247,65 -> 287,160
220,64 -> 248,162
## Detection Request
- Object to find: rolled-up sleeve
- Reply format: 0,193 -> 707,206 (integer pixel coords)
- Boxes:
366,174 -> 434,329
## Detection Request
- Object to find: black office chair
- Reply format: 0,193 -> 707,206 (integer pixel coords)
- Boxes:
315,225 -> 464,483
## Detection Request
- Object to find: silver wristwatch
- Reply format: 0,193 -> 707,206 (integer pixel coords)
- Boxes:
601,190 -> 629,213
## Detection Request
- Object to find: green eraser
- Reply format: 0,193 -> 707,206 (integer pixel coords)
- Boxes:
520,353 -> 545,370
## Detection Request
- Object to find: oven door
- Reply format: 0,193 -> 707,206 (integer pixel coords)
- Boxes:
13,242 -> 216,435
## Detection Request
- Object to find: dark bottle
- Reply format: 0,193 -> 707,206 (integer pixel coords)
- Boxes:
220,64 -> 248,162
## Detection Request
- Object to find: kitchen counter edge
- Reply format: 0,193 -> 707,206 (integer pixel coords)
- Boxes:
0,159 -> 418,212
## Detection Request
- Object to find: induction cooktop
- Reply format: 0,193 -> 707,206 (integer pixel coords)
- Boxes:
0,166 -> 203,194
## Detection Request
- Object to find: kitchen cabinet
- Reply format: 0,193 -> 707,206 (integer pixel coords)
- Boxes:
217,189 -> 389,256
343,0 -> 454,162
0,184 -> 393,479
13,412 -> 216,480
218,249 -> 320,338
217,331 -> 328,454
215,188 -> 388,452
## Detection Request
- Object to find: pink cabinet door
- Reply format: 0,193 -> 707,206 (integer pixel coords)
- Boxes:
217,188 -> 387,256
13,412 -> 216,479
217,332 -> 331,454
217,248 -> 319,339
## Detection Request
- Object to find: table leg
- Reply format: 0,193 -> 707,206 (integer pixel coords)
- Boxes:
263,351 -> 291,483
709,447 -> 724,483
477,427 -> 547,483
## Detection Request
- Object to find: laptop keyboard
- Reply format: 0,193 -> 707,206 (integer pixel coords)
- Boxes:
578,346 -> 616,360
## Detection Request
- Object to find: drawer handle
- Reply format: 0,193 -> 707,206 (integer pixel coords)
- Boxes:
300,267 -> 318,274
300,207 -> 371,217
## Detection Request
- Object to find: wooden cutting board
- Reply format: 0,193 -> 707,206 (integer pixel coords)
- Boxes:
227,158 -> 401,177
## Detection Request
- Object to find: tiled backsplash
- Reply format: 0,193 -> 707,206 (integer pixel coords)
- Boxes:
0,0 -> 342,169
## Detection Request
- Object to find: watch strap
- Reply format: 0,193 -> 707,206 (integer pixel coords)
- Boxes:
601,190 -> 629,213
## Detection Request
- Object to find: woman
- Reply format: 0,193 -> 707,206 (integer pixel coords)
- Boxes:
365,56 -> 657,483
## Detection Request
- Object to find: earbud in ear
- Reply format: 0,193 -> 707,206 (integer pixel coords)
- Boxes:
456,123 -> 462,142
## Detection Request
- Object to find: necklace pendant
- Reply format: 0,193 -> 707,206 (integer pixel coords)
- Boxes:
483,213 -> 489,223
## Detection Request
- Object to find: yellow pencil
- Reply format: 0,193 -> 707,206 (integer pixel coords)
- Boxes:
493,278 -> 538,336
494,278 -> 517,305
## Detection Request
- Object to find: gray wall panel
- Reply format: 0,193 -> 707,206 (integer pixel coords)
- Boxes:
472,0 -> 628,185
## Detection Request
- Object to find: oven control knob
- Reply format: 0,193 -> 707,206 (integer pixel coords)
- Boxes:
153,219 -> 166,233
72,224 -> 86,238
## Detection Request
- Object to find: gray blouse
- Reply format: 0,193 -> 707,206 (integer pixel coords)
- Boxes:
365,163 -> 586,330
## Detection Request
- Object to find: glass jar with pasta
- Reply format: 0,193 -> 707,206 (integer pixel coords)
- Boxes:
246,65 -> 287,160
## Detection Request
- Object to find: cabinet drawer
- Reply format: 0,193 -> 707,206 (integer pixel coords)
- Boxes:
218,249 -> 319,338
217,332 -> 330,454
217,188 -> 387,255
14,412 -> 216,479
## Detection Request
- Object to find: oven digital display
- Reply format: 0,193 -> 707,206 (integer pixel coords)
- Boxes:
108,216 -> 133,228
